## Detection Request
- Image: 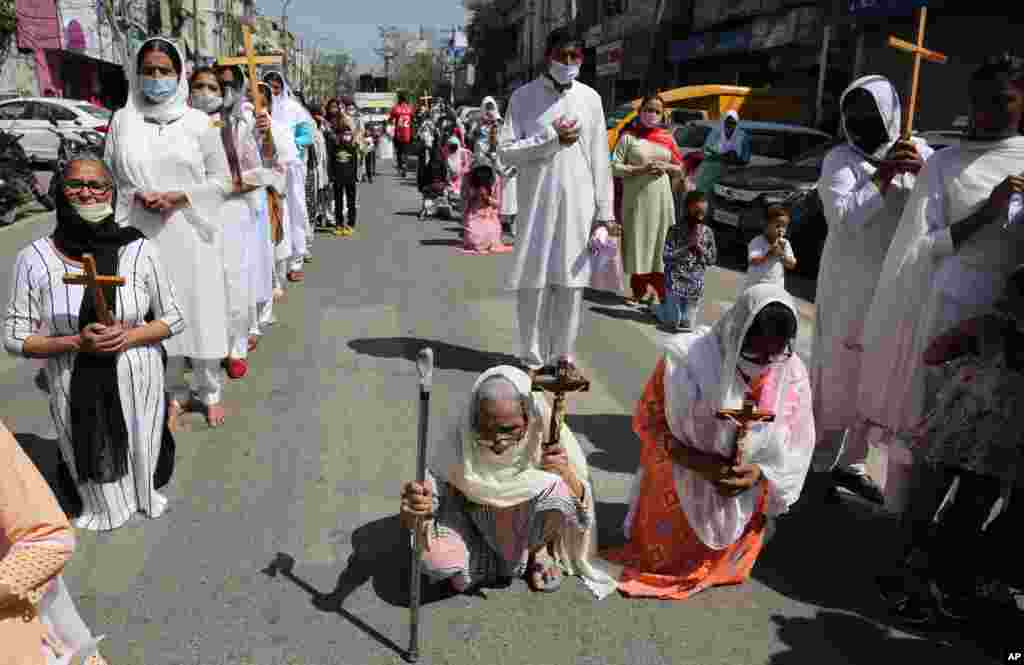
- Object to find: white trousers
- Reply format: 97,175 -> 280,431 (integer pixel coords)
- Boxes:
286,163 -> 308,267
517,286 -> 583,370
167,356 -> 223,406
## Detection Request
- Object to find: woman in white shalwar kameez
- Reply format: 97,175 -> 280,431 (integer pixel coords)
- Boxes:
105,37 -> 238,428
857,59 -> 1024,493
810,76 -> 932,497
263,71 -> 313,282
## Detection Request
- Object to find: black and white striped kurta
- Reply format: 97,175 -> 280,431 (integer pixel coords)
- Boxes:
3,238 -> 185,531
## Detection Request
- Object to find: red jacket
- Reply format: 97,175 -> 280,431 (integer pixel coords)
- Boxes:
390,103 -> 414,144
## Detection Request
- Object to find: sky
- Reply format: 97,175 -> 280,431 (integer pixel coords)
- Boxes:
254,0 -> 469,72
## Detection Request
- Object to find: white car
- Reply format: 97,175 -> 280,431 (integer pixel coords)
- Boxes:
0,97 -> 111,162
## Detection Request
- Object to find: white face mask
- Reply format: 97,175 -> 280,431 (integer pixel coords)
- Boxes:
191,92 -> 223,114
549,61 -> 580,86
72,201 -> 114,224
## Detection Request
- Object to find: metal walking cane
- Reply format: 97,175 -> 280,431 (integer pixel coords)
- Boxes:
408,346 -> 434,663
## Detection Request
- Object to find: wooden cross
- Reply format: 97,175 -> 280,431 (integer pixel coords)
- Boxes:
531,359 -> 590,449
887,7 -> 948,139
716,399 -> 775,466
217,17 -> 283,117
62,254 -> 125,326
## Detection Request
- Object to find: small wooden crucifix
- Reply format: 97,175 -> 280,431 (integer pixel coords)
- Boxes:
531,359 -> 590,449
887,6 -> 948,139
62,254 -> 125,326
716,399 -> 775,466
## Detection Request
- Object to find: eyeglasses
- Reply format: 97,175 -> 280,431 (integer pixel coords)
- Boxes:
64,180 -> 113,195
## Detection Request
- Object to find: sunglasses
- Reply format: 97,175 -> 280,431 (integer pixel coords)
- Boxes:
64,180 -> 113,194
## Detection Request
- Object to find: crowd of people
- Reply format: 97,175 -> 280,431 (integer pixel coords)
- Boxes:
0,24 -> 1021,663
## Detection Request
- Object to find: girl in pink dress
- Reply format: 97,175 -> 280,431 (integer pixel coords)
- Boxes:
460,162 -> 512,255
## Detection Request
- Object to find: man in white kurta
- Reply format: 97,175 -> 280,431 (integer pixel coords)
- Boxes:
498,28 -> 614,374
811,75 -> 932,503
857,61 -> 1024,493
105,38 -> 230,423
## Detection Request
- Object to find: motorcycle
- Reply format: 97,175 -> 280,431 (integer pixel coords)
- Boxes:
46,118 -> 105,204
0,128 -> 53,226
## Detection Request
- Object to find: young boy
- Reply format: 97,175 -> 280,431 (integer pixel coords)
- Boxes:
744,204 -> 796,291
652,190 -> 717,332
328,121 -> 360,237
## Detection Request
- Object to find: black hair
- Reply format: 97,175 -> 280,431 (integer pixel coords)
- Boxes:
214,64 -> 245,90
685,190 -> 707,208
765,204 -> 790,223
1009,265 -> 1024,295
639,91 -> 664,109
970,53 -> 1024,86
470,164 -> 496,189
398,92 -> 408,103
188,66 -> 221,92
746,302 -> 798,343
545,27 -> 581,54
255,82 -> 272,113
137,39 -> 183,76
264,71 -> 284,85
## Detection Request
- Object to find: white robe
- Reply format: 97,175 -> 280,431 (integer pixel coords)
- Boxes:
858,135 -> 1024,434
4,238 -> 185,531
498,77 -> 614,289
105,107 -> 231,360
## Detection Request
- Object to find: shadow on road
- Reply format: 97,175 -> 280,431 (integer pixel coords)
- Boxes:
348,337 -> 520,374
594,501 -> 629,551
419,239 -> 463,247
566,413 -> 638,475
394,211 -> 421,218
582,288 -> 628,307
589,305 -> 657,325
16,431 -> 83,517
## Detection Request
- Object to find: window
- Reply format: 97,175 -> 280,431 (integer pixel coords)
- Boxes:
28,102 -> 77,122
674,124 -> 711,149
670,109 -> 705,125
75,103 -> 112,120
786,132 -> 830,158
0,102 -> 28,121
747,130 -> 793,161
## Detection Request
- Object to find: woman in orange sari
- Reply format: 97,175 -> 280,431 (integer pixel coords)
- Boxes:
602,284 -> 815,599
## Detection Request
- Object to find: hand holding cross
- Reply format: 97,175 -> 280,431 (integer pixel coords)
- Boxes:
62,254 -> 125,326
716,399 -> 775,466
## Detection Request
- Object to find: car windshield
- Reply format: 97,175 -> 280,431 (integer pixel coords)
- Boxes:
76,103 -> 111,120
790,141 -> 838,167
675,124 -> 711,149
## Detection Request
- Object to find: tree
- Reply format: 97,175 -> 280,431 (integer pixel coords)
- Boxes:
393,51 -> 436,97
464,0 -> 519,95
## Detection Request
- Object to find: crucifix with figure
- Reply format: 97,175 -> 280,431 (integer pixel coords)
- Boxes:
887,6 -> 948,140
531,359 -> 590,449
63,254 -> 125,326
717,400 -> 775,466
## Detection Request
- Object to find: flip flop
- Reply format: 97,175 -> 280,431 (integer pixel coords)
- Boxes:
526,557 -> 563,593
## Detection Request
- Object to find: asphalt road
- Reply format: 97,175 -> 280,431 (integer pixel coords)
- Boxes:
0,166 -> 1007,665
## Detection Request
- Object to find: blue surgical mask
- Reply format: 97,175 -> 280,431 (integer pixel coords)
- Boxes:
549,61 -> 580,86
141,76 -> 178,103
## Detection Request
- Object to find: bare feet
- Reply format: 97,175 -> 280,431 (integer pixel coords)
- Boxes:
206,402 -> 226,428
167,400 -> 185,433
273,287 -> 285,302
248,335 -> 259,352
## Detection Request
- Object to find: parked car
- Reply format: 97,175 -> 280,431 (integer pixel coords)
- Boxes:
915,129 -> 964,151
0,98 -> 110,163
709,139 -> 839,278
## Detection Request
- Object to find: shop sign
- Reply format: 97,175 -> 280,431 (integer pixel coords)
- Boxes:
668,34 -> 707,63
596,40 -> 623,77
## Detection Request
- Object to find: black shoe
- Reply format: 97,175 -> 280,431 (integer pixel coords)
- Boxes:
831,467 -> 885,504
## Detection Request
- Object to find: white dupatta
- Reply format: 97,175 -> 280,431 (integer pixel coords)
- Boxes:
429,366 -> 618,598
858,134 -> 1024,433
662,284 -> 815,549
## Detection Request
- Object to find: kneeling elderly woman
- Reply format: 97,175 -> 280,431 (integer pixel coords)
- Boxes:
400,366 -> 616,598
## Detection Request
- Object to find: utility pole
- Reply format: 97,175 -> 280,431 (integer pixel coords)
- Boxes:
193,0 -> 200,65
281,0 -> 293,79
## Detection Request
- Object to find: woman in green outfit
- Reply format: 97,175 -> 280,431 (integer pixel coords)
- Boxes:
612,94 -> 685,306
693,110 -> 751,195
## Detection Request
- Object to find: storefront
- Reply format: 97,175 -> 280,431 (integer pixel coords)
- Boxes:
44,50 -> 126,109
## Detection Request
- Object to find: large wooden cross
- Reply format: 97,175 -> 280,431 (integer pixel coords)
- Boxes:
716,399 -> 775,466
887,7 -> 948,139
62,254 -> 125,326
217,17 -> 283,117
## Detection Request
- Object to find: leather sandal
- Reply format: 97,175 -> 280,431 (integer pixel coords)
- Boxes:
286,271 -> 304,282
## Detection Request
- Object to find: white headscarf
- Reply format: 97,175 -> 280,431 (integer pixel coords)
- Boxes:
429,365 -> 618,598
662,284 -> 814,549
125,37 -> 191,124
717,110 -> 741,153
262,70 -> 313,128
839,75 -> 902,161
480,95 -> 501,122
